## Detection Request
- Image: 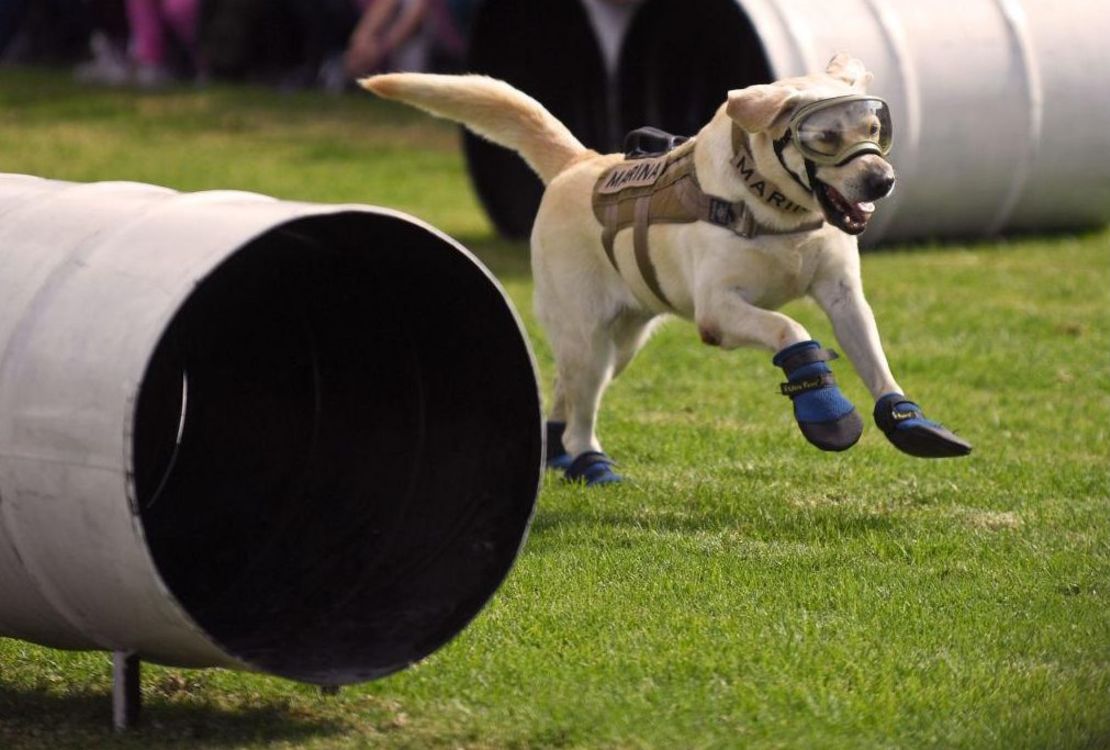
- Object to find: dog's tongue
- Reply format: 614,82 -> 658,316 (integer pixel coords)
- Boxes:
829,186 -> 873,223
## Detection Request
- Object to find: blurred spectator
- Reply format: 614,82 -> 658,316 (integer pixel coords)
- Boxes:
281,0 -> 359,90
72,0 -> 146,86
199,0 -> 303,84
125,0 -> 200,86
430,0 -> 469,71
2,0 -> 95,65
343,0 -> 467,79
0,0 -> 30,56
72,0 -> 197,86
2,0 -> 474,87
344,0 -> 431,78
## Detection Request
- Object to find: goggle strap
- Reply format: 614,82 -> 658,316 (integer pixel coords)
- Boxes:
773,131 -> 814,195
805,159 -> 820,196
831,142 -> 884,166
789,94 -> 888,126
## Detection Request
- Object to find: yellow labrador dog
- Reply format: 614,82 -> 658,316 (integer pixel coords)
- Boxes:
362,54 -> 970,485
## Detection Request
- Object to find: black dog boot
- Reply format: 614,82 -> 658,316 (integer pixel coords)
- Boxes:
874,393 -> 972,458
773,340 -> 863,451
564,451 -> 621,486
546,421 -> 573,470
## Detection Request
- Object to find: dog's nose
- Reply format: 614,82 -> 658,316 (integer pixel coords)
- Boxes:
866,172 -> 896,200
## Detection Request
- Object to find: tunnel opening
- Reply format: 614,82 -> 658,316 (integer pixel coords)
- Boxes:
618,0 -> 772,138
132,212 -> 541,684
464,0 -> 611,238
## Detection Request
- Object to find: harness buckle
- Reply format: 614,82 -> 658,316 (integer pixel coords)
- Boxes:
623,127 -> 689,160
707,199 -> 735,227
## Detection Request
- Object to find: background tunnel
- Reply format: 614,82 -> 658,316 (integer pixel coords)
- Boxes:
617,0 -> 771,140
464,0 -> 612,238
463,0 -> 1110,245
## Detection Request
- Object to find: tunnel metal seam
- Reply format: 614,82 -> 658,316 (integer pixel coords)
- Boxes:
985,0 -> 1043,237
860,0 -> 920,245
762,0 -> 819,76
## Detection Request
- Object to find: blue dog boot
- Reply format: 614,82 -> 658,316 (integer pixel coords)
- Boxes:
874,393 -> 972,458
564,451 -> 621,486
546,421 -> 573,470
774,340 -> 862,452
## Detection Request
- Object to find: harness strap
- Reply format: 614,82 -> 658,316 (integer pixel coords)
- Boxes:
772,131 -> 814,195
632,196 -> 673,308
601,202 -> 620,268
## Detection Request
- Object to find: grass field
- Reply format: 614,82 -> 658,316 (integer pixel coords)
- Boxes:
1,68 -> 1108,749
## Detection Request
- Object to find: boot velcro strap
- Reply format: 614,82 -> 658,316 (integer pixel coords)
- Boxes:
565,451 -> 617,483
780,373 -> 837,397
778,347 -> 839,373
568,451 -> 613,471
875,398 -> 926,433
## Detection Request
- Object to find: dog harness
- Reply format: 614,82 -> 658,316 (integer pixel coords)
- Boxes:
592,126 -> 824,310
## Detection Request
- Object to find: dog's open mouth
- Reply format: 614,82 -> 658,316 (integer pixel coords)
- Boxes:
815,181 -> 875,235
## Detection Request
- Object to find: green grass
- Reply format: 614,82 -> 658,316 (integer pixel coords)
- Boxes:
1,67 -> 1109,749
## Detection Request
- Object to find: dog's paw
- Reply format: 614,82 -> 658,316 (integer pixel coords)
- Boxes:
546,421 -> 573,470
774,340 -> 862,452
564,451 -> 622,486
873,393 -> 972,458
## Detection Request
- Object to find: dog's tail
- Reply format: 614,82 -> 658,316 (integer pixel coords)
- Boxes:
360,73 -> 588,185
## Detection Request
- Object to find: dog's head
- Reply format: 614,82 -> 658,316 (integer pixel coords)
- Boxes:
726,53 -> 896,235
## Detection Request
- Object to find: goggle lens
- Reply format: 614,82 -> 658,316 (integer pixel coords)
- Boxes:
794,97 -> 892,163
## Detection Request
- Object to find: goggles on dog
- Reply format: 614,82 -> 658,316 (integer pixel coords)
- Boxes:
782,95 -> 893,166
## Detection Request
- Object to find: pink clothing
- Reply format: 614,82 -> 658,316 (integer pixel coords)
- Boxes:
126,0 -> 199,66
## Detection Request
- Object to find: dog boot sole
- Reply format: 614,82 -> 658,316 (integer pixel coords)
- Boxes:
799,408 -> 863,452
886,423 -> 972,458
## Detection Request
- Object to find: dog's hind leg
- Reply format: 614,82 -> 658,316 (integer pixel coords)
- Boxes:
545,380 -> 572,470
555,309 -> 658,485
612,311 -> 662,378
544,311 -> 656,476
551,324 -> 622,485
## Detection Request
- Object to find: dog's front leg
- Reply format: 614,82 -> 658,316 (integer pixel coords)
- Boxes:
810,270 -> 972,458
808,274 -> 901,399
696,286 -> 863,451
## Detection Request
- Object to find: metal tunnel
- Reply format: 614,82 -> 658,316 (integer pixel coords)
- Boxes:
0,174 -> 542,686
465,0 -> 1110,244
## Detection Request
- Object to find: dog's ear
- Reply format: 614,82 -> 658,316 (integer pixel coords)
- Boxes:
726,84 -> 799,134
825,52 -> 874,91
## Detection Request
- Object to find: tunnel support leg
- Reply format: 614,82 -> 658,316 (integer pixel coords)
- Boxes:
112,651 -> 142,732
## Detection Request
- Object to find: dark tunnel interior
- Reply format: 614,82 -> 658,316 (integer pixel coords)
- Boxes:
464,0 -> 611,238
618,0 -> 772,138
132,212 -> 541,684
